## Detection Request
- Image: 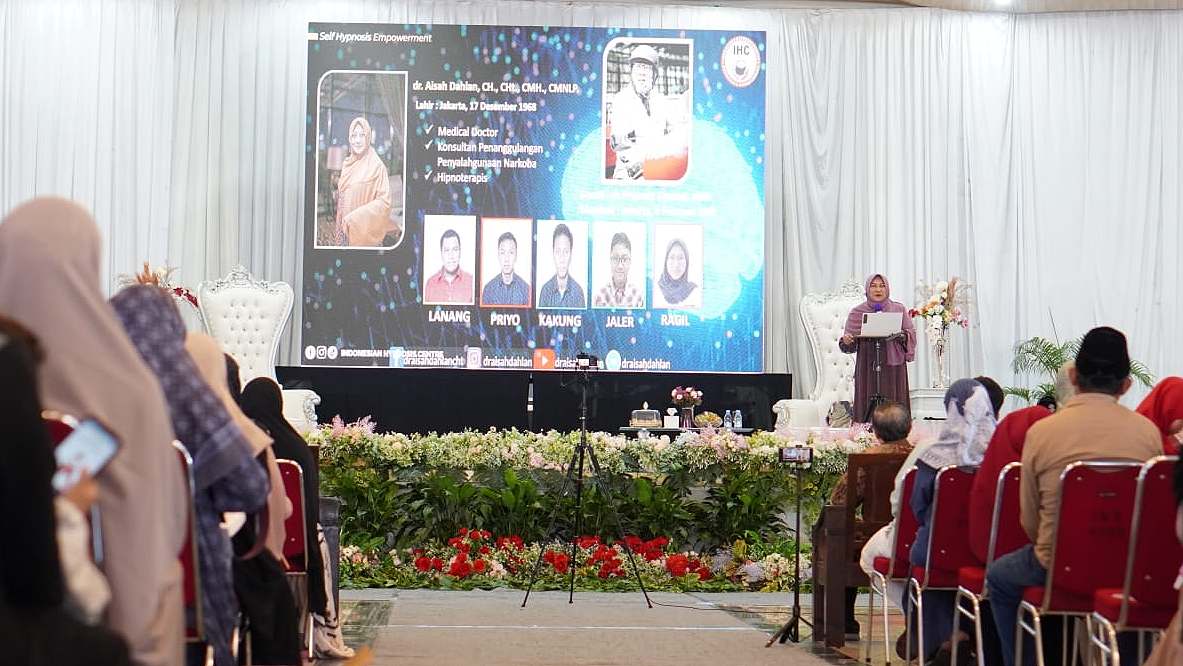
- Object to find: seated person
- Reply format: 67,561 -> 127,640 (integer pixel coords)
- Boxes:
1136,376 -> 1183,455
986,327 -> 1162,666
905,379 -> 996,662
827,400 -> 914,638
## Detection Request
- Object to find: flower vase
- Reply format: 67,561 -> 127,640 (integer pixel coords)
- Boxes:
932,328 -> 950,389
679,407 -> 695,429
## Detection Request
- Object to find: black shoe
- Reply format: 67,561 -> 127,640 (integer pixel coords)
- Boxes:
845,619 -> 860,640
896,632 -> 918,660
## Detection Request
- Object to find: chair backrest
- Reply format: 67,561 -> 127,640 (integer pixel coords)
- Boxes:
197,266 -> 293,384
921,466 -> 978,582
1121,456 -> 1182,614
985,462 -> 1029,566
171,440 -> 203,642
41,410 -> 78,444
846,452 -> 910,557
1041,460 -> 1141,611
797,281 -> 865,405
276,458 -> 308,569
886,468 -> 921,578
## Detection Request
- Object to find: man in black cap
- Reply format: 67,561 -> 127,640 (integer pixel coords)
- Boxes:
985,326 -> 1162,666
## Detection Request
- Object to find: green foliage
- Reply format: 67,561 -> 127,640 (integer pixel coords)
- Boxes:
697,469 -> 791,545
1006,335 -> 1155,403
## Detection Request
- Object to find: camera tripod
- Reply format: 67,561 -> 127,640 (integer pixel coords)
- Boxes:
521,362 -> 653,608
766,458 -> 811,645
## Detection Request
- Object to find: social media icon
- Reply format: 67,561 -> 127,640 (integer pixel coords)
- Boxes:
532,349 -> 556,370
327,346 -> 339,360
604,349 -> 623,371
304,345 -> 316,360
465,347 -> 482,369
316,346 -> 328,359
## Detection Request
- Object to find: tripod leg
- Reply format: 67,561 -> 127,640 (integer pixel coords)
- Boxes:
584,446 -> 653,609
568,444 -> 587,604
521,446 -> 584,608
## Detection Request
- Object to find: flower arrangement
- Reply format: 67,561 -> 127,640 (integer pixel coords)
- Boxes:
117,262 -> 199,308
338,528 -> 809,593
670,386 -> 703,408
693,411 -> 723,428
909,277 -> 970,334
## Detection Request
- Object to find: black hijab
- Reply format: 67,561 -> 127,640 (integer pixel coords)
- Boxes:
657,238 -> 697,305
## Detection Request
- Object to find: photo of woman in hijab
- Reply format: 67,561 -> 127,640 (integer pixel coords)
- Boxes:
315,71 -> 407,249
652,225 -> 703,308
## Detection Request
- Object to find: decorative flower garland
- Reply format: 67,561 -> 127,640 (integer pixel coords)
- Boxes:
117,262 -> 199,308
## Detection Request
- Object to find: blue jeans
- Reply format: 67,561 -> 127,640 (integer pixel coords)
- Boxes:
986,545 -> 1047,666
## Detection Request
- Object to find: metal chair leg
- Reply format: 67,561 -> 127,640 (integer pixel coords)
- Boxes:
866,581 -> 876,664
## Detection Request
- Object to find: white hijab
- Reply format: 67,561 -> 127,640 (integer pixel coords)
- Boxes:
0,197 -> 186,664
917,378 -> 996,469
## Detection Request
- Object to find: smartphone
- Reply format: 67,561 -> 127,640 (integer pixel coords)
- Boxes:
52,419 -> 121,492
778,446 -> 814,464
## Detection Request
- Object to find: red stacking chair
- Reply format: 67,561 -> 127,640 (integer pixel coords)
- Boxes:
1088,455 -> 1181,666
277,458 -> 314,656
1016,461 -> 1142,666
42,411 -> 105,563
172,440 -> 213,666
953,462 -> 1030,666
905,466 -> 978,664
866,468 -> 921,666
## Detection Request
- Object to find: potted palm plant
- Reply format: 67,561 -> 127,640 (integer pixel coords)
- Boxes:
1005,335 -> 1155,404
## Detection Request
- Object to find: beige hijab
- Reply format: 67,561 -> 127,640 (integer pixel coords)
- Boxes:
0,197 -> 185,665
185,333 -> 291,559
336,116 -> 394,247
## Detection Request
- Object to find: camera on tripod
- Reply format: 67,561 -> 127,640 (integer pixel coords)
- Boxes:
778,445 -> 814,465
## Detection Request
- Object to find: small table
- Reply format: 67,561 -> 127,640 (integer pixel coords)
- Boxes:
617,427 -> 755,437
910,388 -> 948,420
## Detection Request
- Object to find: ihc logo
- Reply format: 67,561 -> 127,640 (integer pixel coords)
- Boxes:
721,36 -> 761,88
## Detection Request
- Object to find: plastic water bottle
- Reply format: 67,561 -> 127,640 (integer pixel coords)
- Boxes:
723,410 -> 733,429
733,410 -> 743,429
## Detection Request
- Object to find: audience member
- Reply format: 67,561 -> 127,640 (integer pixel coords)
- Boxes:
197,342 -> 302,666
0,198 -> 187,666
969,363 -> 1075,565
974,376 -> 1006,419
0,316 -> 132,665
986,327 -> 1162,666
906,379 -> 996,661
1136,376 -> 1183,455
241,378 -> 355,659
110,285 -> 269,666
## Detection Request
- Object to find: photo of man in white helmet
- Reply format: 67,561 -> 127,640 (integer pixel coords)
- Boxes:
603,40 -> 691,181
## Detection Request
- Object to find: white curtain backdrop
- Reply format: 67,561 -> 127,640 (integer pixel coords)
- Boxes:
1,0 -> 1180,406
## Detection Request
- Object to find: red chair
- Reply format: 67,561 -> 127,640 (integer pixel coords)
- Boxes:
1088,455 -> 1181,666
952,462 -> 1029,666
277,458 -> 314,656
866,468 -> 921,666
1016,461 -> 1142,666
905,466 -> 978,664
172,440 -> 213,666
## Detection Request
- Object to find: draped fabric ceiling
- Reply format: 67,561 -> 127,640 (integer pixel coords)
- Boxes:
1,0 -> 1179,406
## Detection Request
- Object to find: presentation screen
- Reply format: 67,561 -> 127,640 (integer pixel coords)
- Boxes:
302,22 -> 766,372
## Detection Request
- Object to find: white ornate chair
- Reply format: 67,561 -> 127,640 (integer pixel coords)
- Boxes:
198,267 -> 320,433
773,280 -> 865,429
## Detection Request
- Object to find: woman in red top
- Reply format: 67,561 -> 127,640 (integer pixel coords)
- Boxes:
1136,376 -> 1183,455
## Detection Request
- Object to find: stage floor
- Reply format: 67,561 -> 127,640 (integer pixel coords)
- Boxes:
331,589 -> 911,665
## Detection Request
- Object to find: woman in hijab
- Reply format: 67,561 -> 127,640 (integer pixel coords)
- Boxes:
0,316 -> 132,665
187,337 -> 301,665
1136,377 -> 1183,455
904,378 -> 996,662
109,285 -> 269,666
656,239 -> 698,306
240,378 -> 354,659
840,274 -> 917,422
0,198 -> 187,666
334,116 -> 394,247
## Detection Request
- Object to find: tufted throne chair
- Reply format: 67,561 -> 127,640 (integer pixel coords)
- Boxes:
198,267 -> 320,433
773,280 -> 864,428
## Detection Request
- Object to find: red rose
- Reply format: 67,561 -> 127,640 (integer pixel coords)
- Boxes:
666,554 -> 690,577
473,559 -> 488,574
414,556 -> 432,572
510,535 -> 524,549
552,553 -> 570,574
479,545 -> 491,555
697,567 -> 712,581
577,535 -> 600,549
447,537 -> 464,548
431,558 -> 444,571
449,553 -> 472,577
412,548 -> 426,556
458,528 -> 469,537
643,550 -> 663,562
648,536 -> 669,548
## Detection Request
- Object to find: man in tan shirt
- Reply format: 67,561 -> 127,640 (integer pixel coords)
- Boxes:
986,327 -> 1162,666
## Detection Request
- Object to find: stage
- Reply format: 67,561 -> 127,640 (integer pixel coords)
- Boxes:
278,367 -> 791,434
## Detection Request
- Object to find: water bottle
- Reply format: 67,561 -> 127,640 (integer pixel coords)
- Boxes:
733,410 -> 743,429
723,410 -> 733,429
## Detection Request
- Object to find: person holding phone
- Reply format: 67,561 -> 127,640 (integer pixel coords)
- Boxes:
0,198 -> 187,666
0,315 -> 131,665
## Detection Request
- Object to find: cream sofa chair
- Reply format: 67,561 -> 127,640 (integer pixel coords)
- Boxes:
773,280 -> 864,428
198,266 -> 320,433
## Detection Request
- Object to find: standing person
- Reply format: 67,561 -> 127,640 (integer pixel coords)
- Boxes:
110,286 -> 269,666
593,232 -> 644,308
608,44 -> 679,180
840,274 -> 917,422
423,229 -> 474,304
538,224 -> 586,308
986,327 -> 1163,666
481,232 -> 530,306
655,238 -> 698,307
0,197 -> 187,666
334,116 -> 394,247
